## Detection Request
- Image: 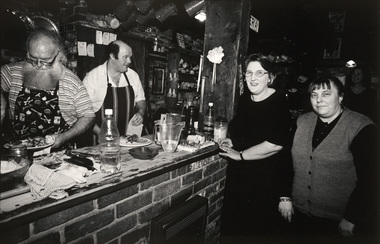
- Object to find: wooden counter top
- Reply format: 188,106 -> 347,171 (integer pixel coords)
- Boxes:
0,142 -> 219,229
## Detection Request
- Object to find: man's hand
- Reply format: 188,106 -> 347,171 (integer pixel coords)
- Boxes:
339,218 -> 355,237
131,112 -> 144,126
52,117 -> 95,149
51,134 -> 64,149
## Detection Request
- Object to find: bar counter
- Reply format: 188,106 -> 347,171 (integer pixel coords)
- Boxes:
0,140 -> 227,244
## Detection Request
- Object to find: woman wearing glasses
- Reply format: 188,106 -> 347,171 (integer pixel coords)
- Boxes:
219,54 -> 293,242
1,29 -> 95,149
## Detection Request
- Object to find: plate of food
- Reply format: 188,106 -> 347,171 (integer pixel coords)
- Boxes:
120,134 -> 152,147
4,135 -> 55,151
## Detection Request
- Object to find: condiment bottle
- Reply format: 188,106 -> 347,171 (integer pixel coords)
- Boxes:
203,102 -> 215,140
186,106 -> 197,136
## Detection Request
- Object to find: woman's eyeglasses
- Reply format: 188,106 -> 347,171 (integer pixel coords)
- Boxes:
245,70 -> 268,78
26,52 -> 59,69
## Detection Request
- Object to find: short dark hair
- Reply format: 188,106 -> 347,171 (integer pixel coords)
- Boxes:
308,74 -> 345,97
107,41 -> 120,59
345,66 -> 372,88
244,53 -> 279,85
245,53 -> 277,75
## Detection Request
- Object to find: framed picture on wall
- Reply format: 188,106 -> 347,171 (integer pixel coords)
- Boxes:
152,68 -> 165,94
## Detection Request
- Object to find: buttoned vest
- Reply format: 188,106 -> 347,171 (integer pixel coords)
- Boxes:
291,109 -> 372,220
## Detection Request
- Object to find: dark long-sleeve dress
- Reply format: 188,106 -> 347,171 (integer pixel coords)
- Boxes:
220,90 -> 293,237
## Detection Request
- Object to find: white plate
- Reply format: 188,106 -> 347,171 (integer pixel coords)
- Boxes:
119,137 -> 152,147
4,142 -> 54,151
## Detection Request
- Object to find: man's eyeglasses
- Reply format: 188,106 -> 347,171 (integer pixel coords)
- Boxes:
245,70 -> 268,78
26,52 -> 59,69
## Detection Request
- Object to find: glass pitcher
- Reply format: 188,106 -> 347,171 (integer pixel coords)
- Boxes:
154,121 -> 185,153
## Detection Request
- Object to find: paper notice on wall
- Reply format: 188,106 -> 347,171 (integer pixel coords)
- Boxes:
250,15 -> 259,33
109,33 -> 117,42
96,30 -> 103,44
102,32 -> 110,45
77,41 -> 87,56
87,44 -> 95,57
176,33 -> 185,49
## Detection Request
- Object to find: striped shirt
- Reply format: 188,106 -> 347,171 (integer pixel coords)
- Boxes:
1,62 -> 95,127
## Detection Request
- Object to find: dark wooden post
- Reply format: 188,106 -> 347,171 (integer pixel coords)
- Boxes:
201,0 -> 251,121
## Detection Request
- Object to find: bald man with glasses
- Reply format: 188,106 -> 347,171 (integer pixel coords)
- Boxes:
1,29 -> 95,150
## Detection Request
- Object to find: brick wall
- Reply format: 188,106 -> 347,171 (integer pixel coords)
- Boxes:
1,155 -> 227,244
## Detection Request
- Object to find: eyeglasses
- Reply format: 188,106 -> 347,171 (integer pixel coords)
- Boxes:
26,52 -> 59,69
245,70 -> 268,78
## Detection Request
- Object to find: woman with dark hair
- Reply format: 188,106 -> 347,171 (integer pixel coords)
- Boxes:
218,53 -> 293,242
290,74 -> 379,243
345,66 -> 378,124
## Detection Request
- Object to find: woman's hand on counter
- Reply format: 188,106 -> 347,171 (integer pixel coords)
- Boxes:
219,146 -> 241,161
218,138 -> 240,160
218,138 -> 233,148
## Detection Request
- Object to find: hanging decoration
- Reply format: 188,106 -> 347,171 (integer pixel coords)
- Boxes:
206,46 -> 224,92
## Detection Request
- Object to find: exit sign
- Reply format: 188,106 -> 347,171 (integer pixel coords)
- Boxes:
250,15 -> 259,32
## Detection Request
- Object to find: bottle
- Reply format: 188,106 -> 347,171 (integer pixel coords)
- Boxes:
153,37 -> 158,52
203,102 -> 215,139
194,121 -> 199,133
186,106 -> 197,136
99,109 -> 121,174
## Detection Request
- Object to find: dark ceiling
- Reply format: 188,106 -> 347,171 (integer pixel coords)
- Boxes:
1,0 -> 379,65
5,0 -> 378,37
83,0 -> 379,62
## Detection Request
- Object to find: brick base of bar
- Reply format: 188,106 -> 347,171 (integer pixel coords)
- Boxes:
1,151 -> 227,244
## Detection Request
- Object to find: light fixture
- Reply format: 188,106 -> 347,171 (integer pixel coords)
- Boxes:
105,15 -> 120,29
184,0 -> 206,17
155,3 -> 178,22
194,9 -> 206,22
86,14 -> 120,29
134,0 -> 155,15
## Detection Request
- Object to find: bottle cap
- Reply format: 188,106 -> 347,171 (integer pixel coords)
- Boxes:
208,102 -> 213,106
105,109 -> 113,115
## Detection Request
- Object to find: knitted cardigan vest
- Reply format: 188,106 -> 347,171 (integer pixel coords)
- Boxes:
291,109 -> 372,221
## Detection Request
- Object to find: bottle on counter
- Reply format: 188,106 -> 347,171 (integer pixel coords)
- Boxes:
186,106 -> 197,136
194,121 -> 199,134
203,102 -> 215,140
99,109 -> 121,174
